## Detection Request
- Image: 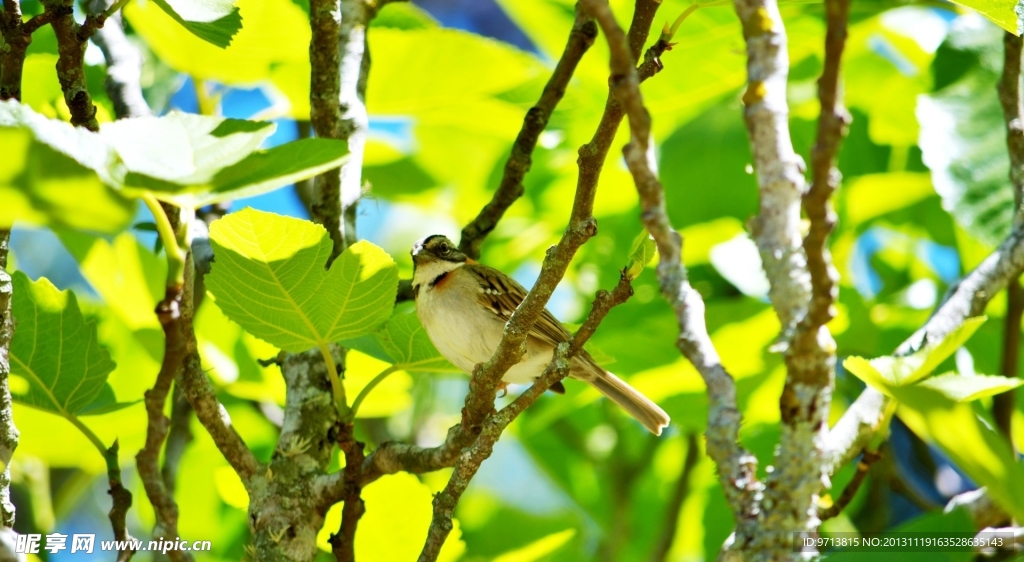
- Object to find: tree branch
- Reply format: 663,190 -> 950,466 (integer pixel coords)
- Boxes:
819,449 -> 879,520
0,230 -> 19,529
308,0 -> 345,257
580,0 -> 761,528
161,385 -> 193,495
0,1 -> 37,102
945,488 -> 1010,530
752,0 -> 850,551
328,423 -> 364,562
999,32 -> 1024,209
309,0 -> 372,261
86,0 -> 151,120
417,273 -> 635,562
735,0 -> 811,335
995,31 -> 1024,445
104,441 -> 138,561
41,0 -> 99,130
458,5 -> 598,259
179,259 -> 260,484
136,282 -> 192,562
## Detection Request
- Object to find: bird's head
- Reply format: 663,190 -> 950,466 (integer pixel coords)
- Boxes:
411,235 -> 469,288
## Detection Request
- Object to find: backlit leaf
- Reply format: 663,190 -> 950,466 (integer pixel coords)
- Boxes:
344,311 -> 459,374
206,208 -> 398,352
916,372 -> 1024,402
0,101 -> 134,233
151,0 -> 243,48
8,272 -> 125,416
894,384 -> 1024,522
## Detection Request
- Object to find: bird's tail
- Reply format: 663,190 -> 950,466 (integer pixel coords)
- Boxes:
586,369 -> 670,436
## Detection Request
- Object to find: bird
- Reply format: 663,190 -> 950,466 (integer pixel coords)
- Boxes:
411,234 -> 670,435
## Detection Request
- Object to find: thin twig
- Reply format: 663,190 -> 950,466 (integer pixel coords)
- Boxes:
650,433 -> 700,562
86,0 -> 151,119
757,0 -> 850,551
995,31 -> 1024,446
308,0 -> 345,256
179,265 -> 260,484
580,0 -> 760,528
137,203 -> 192,560
417,274 -> 635,562
735,0 -> 811,335
103,441 -> 137,561
458,5 -> 598,259
161,385 -> 194,495
329,423 -> 365,562
945,488 -> 1010,530
41,0 -> 99,130
0,2 -> 36,102
819,450 -> 880,520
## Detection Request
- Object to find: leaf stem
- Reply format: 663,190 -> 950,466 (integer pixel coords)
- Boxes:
66,413 -> 109,460
348,365 -> 399,420
101,0 -> 130,20
142,195 -> 187,288
317,342 -> 348,416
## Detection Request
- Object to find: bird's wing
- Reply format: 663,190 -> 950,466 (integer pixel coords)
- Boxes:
465,264 -> 572,349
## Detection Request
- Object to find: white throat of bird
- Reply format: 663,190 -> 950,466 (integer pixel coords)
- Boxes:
412,257 -> 464,291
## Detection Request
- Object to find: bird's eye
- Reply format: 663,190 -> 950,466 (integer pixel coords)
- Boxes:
439,242 -> 451,255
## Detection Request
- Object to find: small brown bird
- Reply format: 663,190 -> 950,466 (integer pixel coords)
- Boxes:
411,234 -> 670,435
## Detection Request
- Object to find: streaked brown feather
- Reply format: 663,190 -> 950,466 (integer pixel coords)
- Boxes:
464,264 -> 573,349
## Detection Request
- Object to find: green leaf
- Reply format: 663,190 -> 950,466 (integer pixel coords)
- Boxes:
371,2 -> 438,30
919,21 -> 1013,246
842,317 -> 986,389
8,272 -> 127,417
150,0 -> 243,48
205,208 -> 399,352
916,372 -> 1024,402
492,529 -> 576,562
125,0 -> 311,116
841,172 -> 936,225
0,101 -> 135,233
947,0 -> 1021,35
625,231 -> 656,280
100,112 -> 348,207
101,111 -> 274,182
893,384 -> 1024,522
344,312 -> 459,374
127,138 -> 349,207
840,356 -> 895,397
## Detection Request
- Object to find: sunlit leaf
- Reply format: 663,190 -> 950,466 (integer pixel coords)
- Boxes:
947,0 -> 1022,34
919,20 -> 1013,246
625,231 -> 657,280
8,272 -> 127,416
893,384 -> 1024,522
101,112 -> 349,207
492,528 -> 576,562
916,372 -> 1024,402
0,101 -> 135,233
344,311 -> 459,374
206,208 -> 398,352
126,0 -> 310,115
842,317 -> 986,389
151,0 -> 243,48
841,172 -> 936,225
